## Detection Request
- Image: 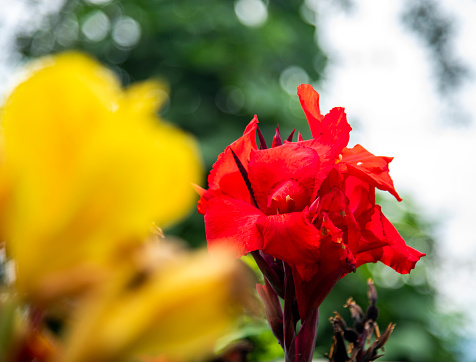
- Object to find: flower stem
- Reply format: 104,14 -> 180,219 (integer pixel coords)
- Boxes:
283,263 -> 295,362
295,307 -> 319,362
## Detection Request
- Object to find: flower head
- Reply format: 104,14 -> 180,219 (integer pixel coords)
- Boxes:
0,52 -> 202,300
198,84 -> 424,320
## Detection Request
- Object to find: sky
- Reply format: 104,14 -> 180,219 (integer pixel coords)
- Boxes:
0,0 -> 66,98
1,0 -> 475,352
311,0 -> 476,345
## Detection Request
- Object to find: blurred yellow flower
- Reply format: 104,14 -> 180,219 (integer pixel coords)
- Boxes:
60,247 -> 257,362
0,52 -> 202,301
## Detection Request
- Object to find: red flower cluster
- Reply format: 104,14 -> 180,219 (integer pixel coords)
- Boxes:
197,84 -> 424,321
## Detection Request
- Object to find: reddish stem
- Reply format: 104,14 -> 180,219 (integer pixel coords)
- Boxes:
283,263 -> 296,362
295,308 -> 319,362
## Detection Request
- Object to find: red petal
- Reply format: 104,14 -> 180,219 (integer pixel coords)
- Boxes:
206,116 -> 258,204
266,179 -> 307,214
318,187 -> 348,216
342,144 -> 402,201
194,184 -> 227,215
317,187 -> 361,251
293,217 -> 356,319
248,142 -> 323,214
318,216 -> 357,278
357,206 -> 425,273
194,184 -> 213,215
297,84 -> 324,138
297,86 -> 352,155
318,167 -> 345,197
320,213 -> 344,245
343,176 -> 375,227
257,212 -> 320,266
321,107 -> 351,156
204,195 -> 264,257
299,139 -> 336,200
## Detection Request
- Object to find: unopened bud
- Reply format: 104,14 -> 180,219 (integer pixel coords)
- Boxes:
345,297 -> 363,325
365,304 -> 379,323
331,312 -> 347,333
374,323 -> 396,350
367,278 -> 377,305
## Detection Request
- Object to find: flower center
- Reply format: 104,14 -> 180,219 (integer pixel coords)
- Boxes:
266,179 -> 309,215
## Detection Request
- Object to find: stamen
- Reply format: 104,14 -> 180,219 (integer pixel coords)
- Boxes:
257,126 -> 268,150
230,148 -> 259,208
285,195 -> 295,212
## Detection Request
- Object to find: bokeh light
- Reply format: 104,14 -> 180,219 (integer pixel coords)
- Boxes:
234,0 -> 268,27
112,16 -> 141,48
81,10 -> 110,42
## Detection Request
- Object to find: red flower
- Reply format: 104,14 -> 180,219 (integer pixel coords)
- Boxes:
197,84 -> 424,321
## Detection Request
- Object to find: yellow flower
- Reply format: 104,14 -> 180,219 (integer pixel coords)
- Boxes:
0,52 -> 202,300
60,247 -> 257,362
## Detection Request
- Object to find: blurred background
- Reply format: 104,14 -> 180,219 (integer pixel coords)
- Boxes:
0,0 -> 474,360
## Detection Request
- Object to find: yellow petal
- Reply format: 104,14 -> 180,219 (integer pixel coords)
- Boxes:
121,79 -> 170,118
61,248 -> 256,362
0,52 -> 202,300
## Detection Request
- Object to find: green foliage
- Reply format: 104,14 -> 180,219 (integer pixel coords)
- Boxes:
247,328 -> 284,362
